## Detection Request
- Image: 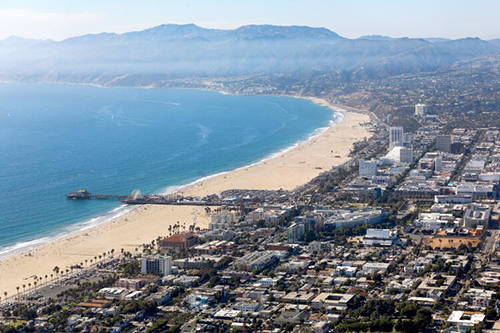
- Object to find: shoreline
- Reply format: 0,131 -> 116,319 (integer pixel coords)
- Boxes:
0,91 -> 371,300
0,91 -> 342,259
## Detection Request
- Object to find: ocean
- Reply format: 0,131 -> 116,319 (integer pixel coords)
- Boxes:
0,83 -> 338,257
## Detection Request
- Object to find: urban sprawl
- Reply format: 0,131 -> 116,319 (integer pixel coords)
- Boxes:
3,103 -> 500,333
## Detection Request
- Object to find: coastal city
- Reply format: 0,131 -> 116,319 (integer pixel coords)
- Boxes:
3,2 -> 500,333
2,102 -> 500,333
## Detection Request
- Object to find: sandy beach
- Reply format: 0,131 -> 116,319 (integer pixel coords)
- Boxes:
0,97 -> 371,300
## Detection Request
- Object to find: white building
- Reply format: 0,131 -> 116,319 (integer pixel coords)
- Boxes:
362,262 -> 391,275
99,287 -> 129,300
414,213 -> 455,230
464,203 -> 491,228
287,223 -> 305,243
359,159 -> 378,177
258,278 -> 279,287
363,229 -> 396,246
447,311 -> 485,331
389,127 -> 404,147
415,104 -> 428,117
209,210 -> 237,230
233,301 -> 260,312
326,208 -> 386,230
141,255 -> 172,276
385,146 -> 413,164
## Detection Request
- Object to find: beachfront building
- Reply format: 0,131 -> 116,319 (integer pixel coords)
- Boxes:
359,159 -> 378,177
160,233 -> 198,252
209,210 -> 238,230
141,254 -> 172,276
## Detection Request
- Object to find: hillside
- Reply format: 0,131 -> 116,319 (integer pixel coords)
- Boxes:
0,24 -> 499,86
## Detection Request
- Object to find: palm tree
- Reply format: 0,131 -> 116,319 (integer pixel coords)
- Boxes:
34,281 -> 37,290
85,259 -> 88,268
16,286 -> 20,299
45,274 -> 48,285
53,266 -> 60,279
22,284 -> 26,295
50,273 -> 53,281
111,249 -> 115,257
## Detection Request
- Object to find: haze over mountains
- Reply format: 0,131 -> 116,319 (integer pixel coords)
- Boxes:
1,24 -> 499,86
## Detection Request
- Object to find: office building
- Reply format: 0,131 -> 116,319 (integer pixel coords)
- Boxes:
437,135 -> 452,153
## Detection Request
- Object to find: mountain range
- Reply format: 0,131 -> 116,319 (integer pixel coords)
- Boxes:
1,24 -> 499,86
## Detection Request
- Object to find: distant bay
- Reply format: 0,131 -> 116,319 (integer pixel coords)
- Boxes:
0,83 -> 337,256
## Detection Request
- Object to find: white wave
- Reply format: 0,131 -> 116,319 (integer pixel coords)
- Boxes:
0,203 -> 135,259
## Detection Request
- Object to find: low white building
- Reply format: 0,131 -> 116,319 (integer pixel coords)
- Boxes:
326,208 -> 386,230
258,277 -> 279,287
362,262 -> 391,275
414,213 -> 455,230
99,287 -> 129,300
233,301 -> 260,312
362,229 -> 396,246
464,203 -> 490,228
447,311 -> 485,331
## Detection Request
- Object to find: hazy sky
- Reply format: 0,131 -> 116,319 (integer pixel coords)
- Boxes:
0,0 -> 499,41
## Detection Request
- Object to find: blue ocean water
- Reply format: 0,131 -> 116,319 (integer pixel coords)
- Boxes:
0,83 -> 337,256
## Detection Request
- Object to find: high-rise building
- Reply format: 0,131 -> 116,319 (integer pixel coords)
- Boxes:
141,255 -> 172,276
359,159 -> 378,177
437,135 -> 452,153
287,223 -> 305,243
403,133 -> 414,146
399,147 -> 414,164
435,155 -> 443,172
389,127 -> 404,147
415,104 -> 428,117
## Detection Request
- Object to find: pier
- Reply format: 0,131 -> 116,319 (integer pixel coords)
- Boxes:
66,189 -> 227,206
66,190 -> 129,200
